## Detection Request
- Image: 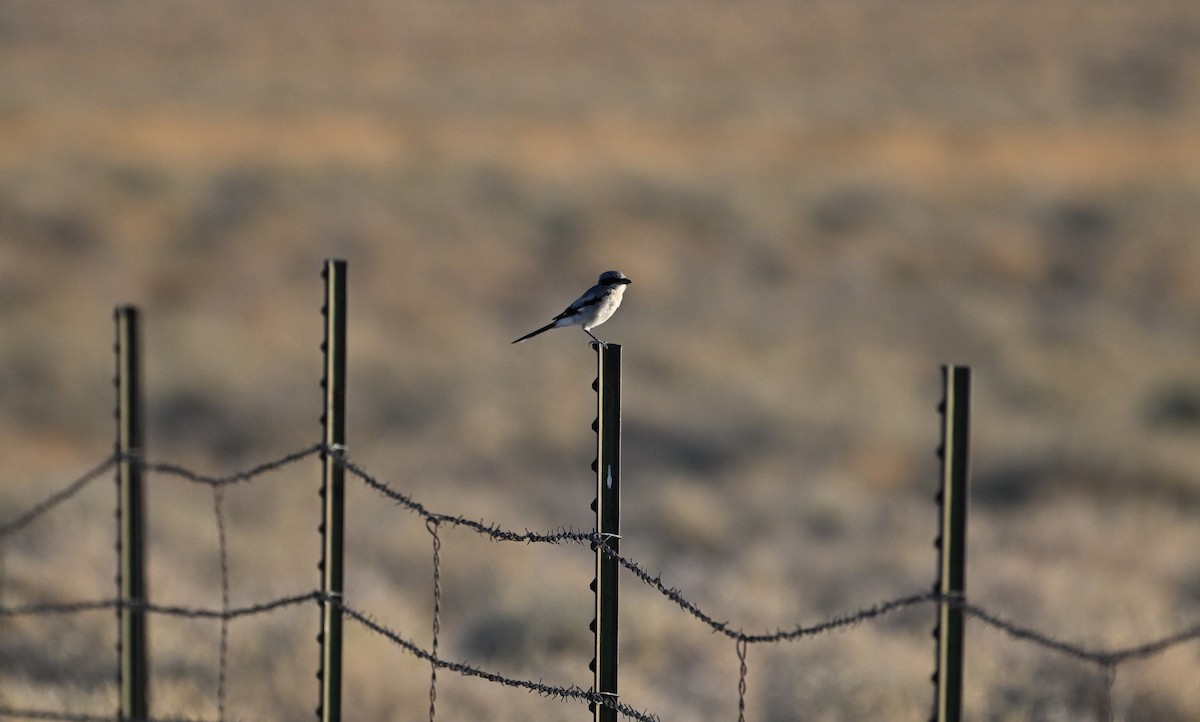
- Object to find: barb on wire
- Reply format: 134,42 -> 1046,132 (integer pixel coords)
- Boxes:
333,452 -> 1200,666
133,591 -> 322,621
0,705 -> 219,722
738,592 -> 938,644
9,446 -> 1200,722
330,596 -> 661,722
0,455 -> 117,537
0,599 -> 120,617
0,592 -> 320,621
334,453 -> 943,649
955,598 -> 1200,667
587,533 -> 937,643
335,453 -> 593,544
0,707 -> 117,722
1103,622 -> 1200,665
135,444 -> 323,487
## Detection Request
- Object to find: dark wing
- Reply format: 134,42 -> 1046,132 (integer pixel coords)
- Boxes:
551,305 -> 582,322
552,284 -> 608,321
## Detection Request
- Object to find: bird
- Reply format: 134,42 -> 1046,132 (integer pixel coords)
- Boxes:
512,270 -> 632,346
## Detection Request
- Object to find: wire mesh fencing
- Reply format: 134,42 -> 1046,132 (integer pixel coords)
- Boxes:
3,266 -> 1200,721
3,445 -> 1200,722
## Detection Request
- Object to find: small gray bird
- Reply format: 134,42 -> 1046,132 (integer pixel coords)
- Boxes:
512,270 -> 632,346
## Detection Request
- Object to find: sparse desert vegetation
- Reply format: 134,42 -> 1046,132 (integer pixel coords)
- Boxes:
3,1 -> 1200,719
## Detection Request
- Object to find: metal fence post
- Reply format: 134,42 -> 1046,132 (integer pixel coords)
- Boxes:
932,365 -> 971,722
115,305 -> 149,721
589,342 -> 621,721
318,260 -> 348,722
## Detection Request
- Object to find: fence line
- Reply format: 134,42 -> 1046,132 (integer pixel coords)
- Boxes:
4,447 -> 1200,721
335,597 -> 658,722
0,706 -> 218,722
208,486 -> 231,722
954,598 -> 1200,667
0,456 -> 117,537
426,519 -> 443,722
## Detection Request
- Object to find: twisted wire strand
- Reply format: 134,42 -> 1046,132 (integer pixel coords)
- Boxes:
953,598 -> 1200,667
735,638 -> 748,722
210,487 -> 231,722
135,444 -> 323,487
0,706 -> 217,722
336,454 -> 592,544
332,597 -> 661,722
0,592 -> 319,620
427,519 -> 442,722
0,455 -> 117,537
334,451 -> 1200,664
7,586 -> 1198,675
7,448 -> 1200,722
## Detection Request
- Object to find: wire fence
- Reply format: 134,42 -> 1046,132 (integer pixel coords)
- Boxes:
4,272 -> 1199,721
4,445 -> 1200,722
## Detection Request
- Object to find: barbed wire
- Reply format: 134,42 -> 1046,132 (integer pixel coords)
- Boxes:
0,455 -> 117,537
953,596 -> 1200,667
328,450 -> 1200,668
426,519 -> 442,722
735,638 -> 748,722
0,708 -> 119,722
11,587 -> 1191,678
134,444 -> 323,487
336,454 -> 594,544
209,486 -> 231,722
0,592 -> 320,621
0,592 -> 658,722
5,449 -> 1200,722
0,446 -> 318,539
0,706 -> 218,722
0,598 -> 119,617
585,533 -> 939,644
331,595 -> 661,722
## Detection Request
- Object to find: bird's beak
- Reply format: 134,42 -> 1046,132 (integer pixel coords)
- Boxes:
621,278 -> 632,285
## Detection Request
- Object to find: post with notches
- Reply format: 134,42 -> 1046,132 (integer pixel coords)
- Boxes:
115,305 -> 149,721
318,259 -> 348,722
932,365 -> 971,722
590,342 -> 621,722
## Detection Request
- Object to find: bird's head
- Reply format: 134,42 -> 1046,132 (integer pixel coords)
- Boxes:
599,270 -> 632,286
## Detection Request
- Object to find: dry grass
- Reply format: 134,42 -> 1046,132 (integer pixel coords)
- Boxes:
4,0 -> 1200,719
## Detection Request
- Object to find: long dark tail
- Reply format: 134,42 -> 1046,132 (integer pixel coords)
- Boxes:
512,322 -> 557,344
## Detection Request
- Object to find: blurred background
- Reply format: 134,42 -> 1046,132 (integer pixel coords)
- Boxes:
3,1 -> 1200,719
